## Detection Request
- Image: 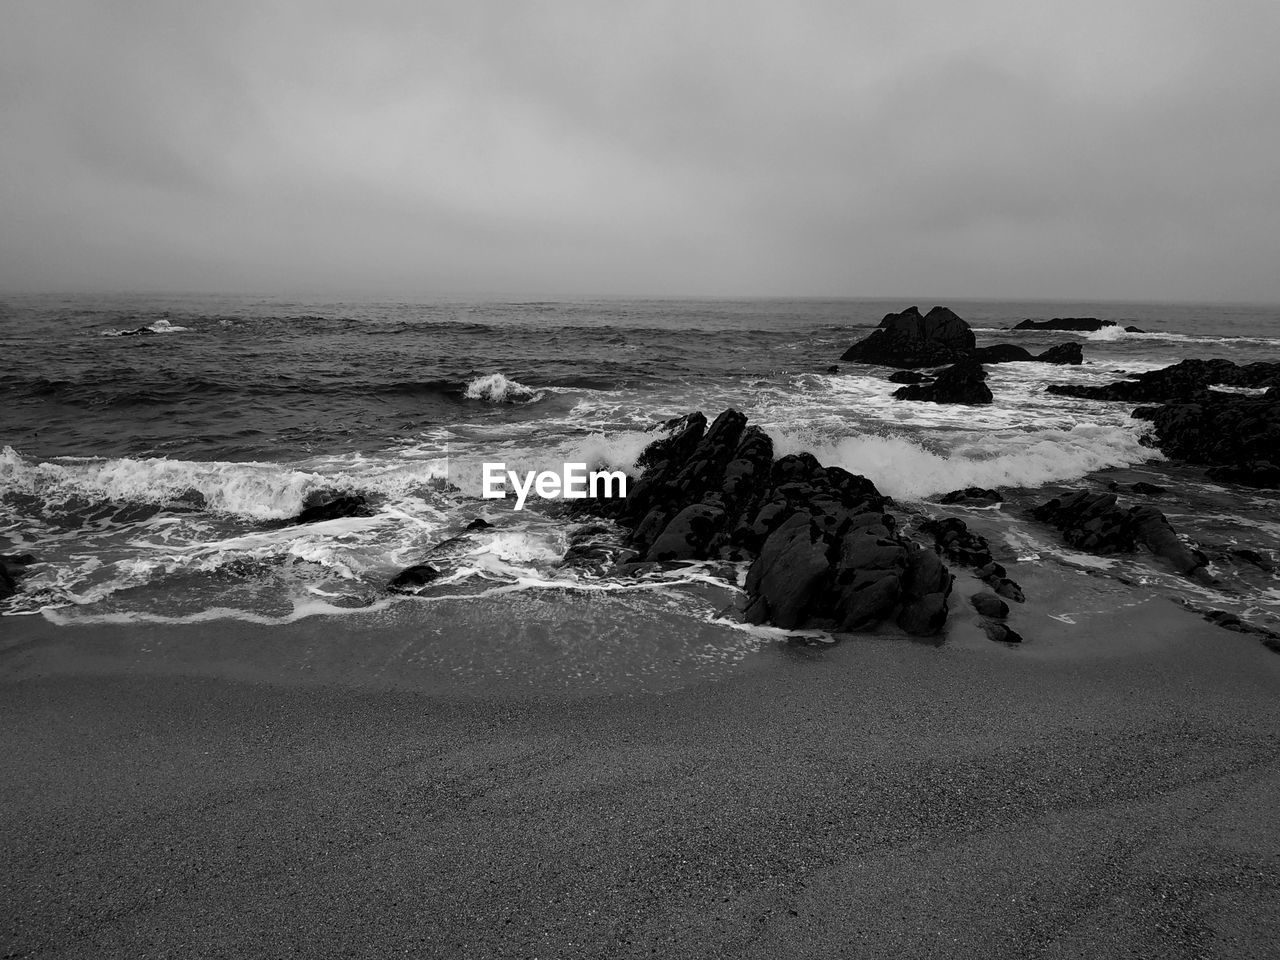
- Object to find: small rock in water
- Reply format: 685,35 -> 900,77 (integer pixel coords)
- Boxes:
970,591 -> 1010,619
984,623 -> 1024,644
387,564 -> 442,593
465,517 -> 493,530
938,487 -> 1003,505
291,494 -> 373,525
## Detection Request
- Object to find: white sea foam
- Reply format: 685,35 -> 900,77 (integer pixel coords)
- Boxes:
769,422 -> 1159,500
1208,384 -> 1271,396
463,373 -> 541,403
101,318 -> 189,336
0,446 -> 450,520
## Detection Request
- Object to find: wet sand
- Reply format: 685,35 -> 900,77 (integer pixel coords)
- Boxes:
3,582 -> 1280,959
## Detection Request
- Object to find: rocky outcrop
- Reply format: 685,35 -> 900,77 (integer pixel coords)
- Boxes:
892,360 -> 993,404
1132,394 -> 1280,488
590,409 -> 955,636
1048,359 -> 1280,403
1029,490 -> 1209,579
1045,360 -> 1280,488
840,306 -> 976,368
916,518 -> 1024,643
1014,318 -> 1143,333
387,564 -> 442,593
1035,342 -> 1084,365
842,305 -> 1083,371
1,554 -> 36,601
917,517 -> 1024,602
971,342 -> 1083,365
938,487 -> 1003,505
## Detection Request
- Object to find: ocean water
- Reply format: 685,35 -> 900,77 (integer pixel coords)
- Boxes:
3,294 -> 1279,648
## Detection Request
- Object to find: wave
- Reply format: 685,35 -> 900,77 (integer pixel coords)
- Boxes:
101,318 -> 189,337
463,373 -> 542,403
1075,326 -> 1280,346
768,423 -> 1160,500
0,446 -> 450,520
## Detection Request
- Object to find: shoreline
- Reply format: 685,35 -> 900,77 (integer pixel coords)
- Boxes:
4,590 -> 1280,958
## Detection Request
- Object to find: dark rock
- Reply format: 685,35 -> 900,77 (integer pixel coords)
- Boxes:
1131,481 -> 1167,496
1048,358 -> 1280,403
970,591 -> 1009,618
465,518 -> 492,530
1228,548 -> 1275,572
1030,490 -> 1208,577
1128,391 -> 1280,489
826,365 -> 839,374
744,513 -> 831,629
918,516 -> 1025,602
1124,326 -> 1145,333
841,306 -> 976,368
1035,342 -> 1083,365
983,623 -> 1024,644
387,564 -> 442,593
972,344 -> 1033,364
893,359 -> 993,405
578,407 -> 954,636
645,503 -> 727,561
290,494 -> 373,525
992,578 -> 1026,603
938,487 -> 1003,505
1013,317 -> 1116,332
1206,460 -> 1280,488
888,370 -> 933,384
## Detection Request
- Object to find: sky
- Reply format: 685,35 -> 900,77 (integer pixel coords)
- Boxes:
2,0 -> 1279,301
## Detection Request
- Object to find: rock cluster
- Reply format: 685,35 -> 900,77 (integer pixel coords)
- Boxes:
1134,395 -> 1280,487
1013,318 -> 1143,333
594,409 -> 955,635
840,306 -> 975,368
937,487 -> 1003,505
841,305 -> 1082,374
1029,490 -> 1208,579
916,517 -> 1024,643
892,360 -> 993,405
1048,359 -> 1280,403
917,517 -> 1025,602
971,342 -> 1083,365
1047,360 -> 1280,487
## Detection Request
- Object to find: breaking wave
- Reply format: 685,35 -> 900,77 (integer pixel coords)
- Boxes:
769,422 -> 1160,500
463,373 -> 542,403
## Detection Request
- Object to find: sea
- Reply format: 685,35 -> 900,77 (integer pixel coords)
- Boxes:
3,294 -> 1279,673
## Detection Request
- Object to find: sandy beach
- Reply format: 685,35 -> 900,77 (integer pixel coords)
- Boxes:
4,573 -> 1279,959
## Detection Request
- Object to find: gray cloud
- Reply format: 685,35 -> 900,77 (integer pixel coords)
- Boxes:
3,0 -> 1279,299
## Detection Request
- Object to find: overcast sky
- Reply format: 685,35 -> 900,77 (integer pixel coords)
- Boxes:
3,1 -> 1279,301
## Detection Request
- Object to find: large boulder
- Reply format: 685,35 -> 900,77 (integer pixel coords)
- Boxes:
1036,342 -> 1083,365
840,306 -> 976,368
892,359 -> 993,404
589,408 -> 955,636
